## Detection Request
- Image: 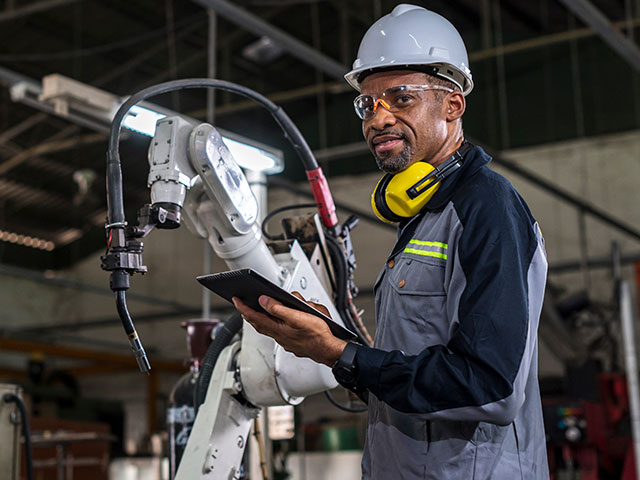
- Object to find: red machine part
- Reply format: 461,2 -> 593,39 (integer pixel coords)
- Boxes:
306,167 -> 338,229
584,374 -> 632,475
547,374 -> 635,479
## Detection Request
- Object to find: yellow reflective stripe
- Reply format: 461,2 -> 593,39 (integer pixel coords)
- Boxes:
403,248 -> 447,260
408,239 -> 448,250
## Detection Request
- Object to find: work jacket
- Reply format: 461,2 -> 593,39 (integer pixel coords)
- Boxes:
353,145 -> 549,479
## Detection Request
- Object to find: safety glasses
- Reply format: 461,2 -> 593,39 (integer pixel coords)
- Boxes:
353,84 -> 454,120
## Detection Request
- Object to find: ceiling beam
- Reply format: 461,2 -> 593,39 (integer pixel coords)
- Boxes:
470,16 -> 640,61
557,0 -> 640,71
0,133 -> 105,176
192,0 -> 348,79
188,16 -> 640,118
0,112 -> 48,146
0,177 -> 70,211
188,80 -> 350,118
0,0 -> 82,23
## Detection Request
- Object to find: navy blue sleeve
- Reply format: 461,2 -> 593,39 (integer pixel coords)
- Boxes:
353,171 -> 545,424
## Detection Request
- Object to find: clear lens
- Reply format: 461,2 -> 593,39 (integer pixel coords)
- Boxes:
353,84 -> 454,120
354,95 -> 374,120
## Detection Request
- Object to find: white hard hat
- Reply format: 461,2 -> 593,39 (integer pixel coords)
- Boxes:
345,4 -> 473,95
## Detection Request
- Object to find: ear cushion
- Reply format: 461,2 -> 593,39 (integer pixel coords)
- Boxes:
372,174 -> 406,223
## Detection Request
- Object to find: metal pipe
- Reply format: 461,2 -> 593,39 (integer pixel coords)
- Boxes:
202,8 -> 217,321
577,210 -> 591,288
492,0 -> 510,149
191,0 -> 347,79
558,0 -> 640,71
620,279 -> 640,469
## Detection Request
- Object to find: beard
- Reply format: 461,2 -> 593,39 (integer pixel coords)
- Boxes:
374,142 -> 412,174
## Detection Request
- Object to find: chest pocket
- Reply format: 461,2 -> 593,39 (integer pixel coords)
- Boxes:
380,254 -> 449,353
389,255 -> 446,296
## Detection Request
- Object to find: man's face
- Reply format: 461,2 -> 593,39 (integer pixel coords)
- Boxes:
360,71 -> 450,174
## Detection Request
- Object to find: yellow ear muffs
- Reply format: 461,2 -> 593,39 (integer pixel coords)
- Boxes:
370,143 -> 470,223
371,161 -> 442,224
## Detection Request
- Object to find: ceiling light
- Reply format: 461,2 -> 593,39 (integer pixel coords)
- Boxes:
123,105 -> 166,137
223,137 -> 283,174
242,36 -> 284,64
11,74 -> 285,174
123,106 -> 284,174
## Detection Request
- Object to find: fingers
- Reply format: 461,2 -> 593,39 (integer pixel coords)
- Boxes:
255,295 -> 331,333
290,291 -> 331,318
232,295 -> 338,365
232,297 -> 281,336
310,302 -> 331,317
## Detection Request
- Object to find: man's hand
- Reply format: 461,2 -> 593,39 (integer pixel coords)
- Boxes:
232,294 -> 347,367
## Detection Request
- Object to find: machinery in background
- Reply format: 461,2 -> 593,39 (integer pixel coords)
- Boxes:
29,417 -> 114,480
0,384 -> 24,480
168,319 -> 219,479
542,249 -> 640,480
101,79 -> 370,479
545,373 -> 634,480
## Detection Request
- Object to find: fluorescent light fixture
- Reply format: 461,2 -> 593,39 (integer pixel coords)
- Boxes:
123,106 -> 284,174
223,137 -> 282,174
123,105 -> 165,137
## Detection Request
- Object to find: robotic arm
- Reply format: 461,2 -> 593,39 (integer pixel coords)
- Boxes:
101,79 -> 369,479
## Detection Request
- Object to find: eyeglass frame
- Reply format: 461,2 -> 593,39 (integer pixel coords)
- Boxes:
353,84 -> 455,120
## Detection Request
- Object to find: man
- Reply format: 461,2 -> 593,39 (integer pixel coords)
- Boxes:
234,4 -> 549,479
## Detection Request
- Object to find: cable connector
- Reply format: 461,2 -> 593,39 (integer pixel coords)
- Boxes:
128,331 -> 151,375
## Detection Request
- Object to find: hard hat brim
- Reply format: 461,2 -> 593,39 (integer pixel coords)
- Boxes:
345,62 -> 473,96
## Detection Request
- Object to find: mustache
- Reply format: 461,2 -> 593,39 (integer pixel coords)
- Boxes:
370,131 -> 407,142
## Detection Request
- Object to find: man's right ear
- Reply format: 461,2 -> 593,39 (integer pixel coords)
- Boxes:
446,91 -> 465,121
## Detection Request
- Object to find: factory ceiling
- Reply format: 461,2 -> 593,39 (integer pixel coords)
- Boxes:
0,0 -> 638,270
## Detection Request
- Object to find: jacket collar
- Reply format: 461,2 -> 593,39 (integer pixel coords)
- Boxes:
423,143 -> 491,211
395,143 -> 491,237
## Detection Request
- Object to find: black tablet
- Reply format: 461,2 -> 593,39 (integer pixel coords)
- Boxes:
197,268 -> 357,341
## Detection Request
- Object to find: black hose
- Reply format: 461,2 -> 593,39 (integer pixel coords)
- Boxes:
194,313 -> 244,412
3,393 -> 33,480
104,79 -> 343,377
324,236 -> 360,336
260,203 -> 317,241
324,390 -> 368,413
115,290 -> 151,374
324,235 -> 347,310
107,79 -> 320,226
115,290 -> 135,335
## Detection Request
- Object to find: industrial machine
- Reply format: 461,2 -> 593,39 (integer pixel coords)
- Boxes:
541,247 -> 640,480
1,384 -> 22,480
100,79 -> 370,479
1,384 -> 32,480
